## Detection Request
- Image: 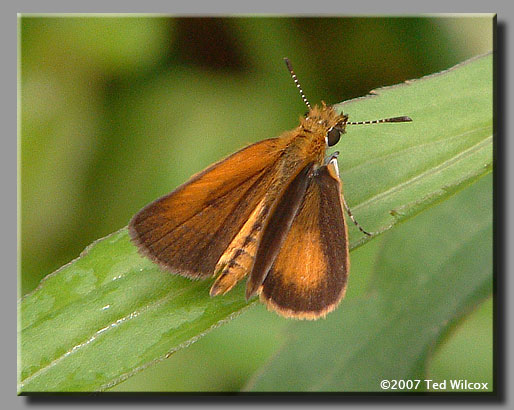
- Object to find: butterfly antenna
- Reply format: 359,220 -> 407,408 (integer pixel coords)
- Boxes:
348,116 -> 412,125
284,58 -> 312,110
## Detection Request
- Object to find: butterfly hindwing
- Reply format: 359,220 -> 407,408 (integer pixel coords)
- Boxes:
246,163 -> 315,298
129,138 -> 284,278
259,159 -> 350,319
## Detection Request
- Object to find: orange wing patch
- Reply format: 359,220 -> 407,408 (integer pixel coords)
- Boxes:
259,161 -> 349,319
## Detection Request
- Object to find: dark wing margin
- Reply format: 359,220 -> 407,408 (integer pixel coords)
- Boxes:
258,160 -> 350,319
129,138 -> 283,278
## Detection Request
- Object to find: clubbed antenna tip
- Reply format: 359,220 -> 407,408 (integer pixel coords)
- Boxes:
348,116 -> 412,126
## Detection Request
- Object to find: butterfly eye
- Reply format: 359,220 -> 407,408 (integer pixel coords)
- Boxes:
326,127 -> 341,147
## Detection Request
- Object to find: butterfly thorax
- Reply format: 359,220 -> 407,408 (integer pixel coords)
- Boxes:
281,102 -> 348,168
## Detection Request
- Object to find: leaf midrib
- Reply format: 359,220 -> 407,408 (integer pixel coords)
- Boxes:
353,134 -> 492,211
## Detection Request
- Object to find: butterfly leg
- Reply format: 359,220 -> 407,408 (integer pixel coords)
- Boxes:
325,152 -> 371,237
340,194 -> 372,237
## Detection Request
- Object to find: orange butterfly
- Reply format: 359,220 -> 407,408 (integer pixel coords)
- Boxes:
129,59 -> 411,319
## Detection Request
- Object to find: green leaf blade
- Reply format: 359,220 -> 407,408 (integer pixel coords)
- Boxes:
337,53 -> 492,244
19,229 -> 252,392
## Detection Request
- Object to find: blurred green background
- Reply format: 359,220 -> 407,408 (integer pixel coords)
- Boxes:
19,16 -> 493,391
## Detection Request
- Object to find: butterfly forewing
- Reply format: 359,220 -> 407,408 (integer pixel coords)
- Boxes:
129,138 -> 285,278
259,160 -> 350,319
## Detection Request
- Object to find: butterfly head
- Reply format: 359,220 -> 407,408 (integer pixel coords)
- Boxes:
284,57 -> 412,149
302,103 -> 349,147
